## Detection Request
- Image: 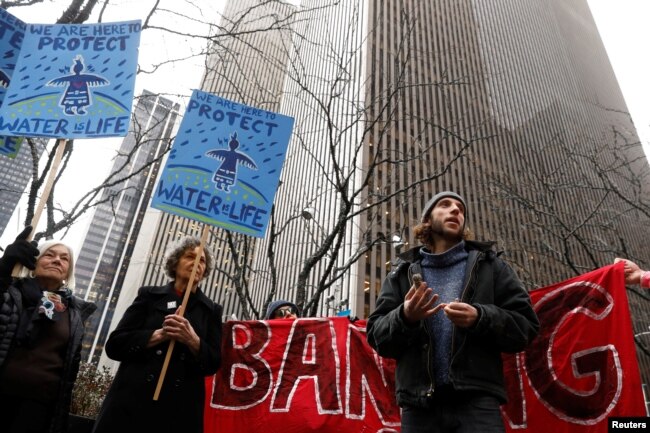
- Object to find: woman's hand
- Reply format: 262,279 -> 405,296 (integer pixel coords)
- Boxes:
146,328 -> 170,348
614,258 -> 645,286
163,308 -> 201,355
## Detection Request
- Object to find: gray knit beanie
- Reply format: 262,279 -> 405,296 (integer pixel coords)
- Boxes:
420,191 -> 467,224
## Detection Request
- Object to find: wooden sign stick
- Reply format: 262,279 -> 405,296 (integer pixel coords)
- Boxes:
153,224 -> 210,400
12,138 -> 67,277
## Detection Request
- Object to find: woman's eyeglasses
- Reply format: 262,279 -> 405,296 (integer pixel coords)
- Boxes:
274,306 -> 297,318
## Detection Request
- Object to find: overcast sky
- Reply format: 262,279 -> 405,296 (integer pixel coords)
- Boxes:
588,0 -> 650,154
0,0 -> 648,252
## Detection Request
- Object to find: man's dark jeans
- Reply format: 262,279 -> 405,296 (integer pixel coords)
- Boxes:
401,391 -> 505,433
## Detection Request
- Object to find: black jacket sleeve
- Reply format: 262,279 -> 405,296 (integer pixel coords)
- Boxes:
366,265 -> 423,359
469,258 -> 540,353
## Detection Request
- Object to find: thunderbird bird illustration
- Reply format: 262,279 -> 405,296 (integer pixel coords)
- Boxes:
206,132 -> 258,192
47,55 -> 109,115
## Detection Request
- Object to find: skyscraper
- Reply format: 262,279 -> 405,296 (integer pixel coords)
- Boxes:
74,90 -> 180,363
0,140 -> 46,236
247,0 -> 649,322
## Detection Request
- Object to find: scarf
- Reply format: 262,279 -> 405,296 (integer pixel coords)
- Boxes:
15,278 -> 71,347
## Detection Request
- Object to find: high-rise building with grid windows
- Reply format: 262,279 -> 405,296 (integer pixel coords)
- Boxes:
0,140 -> 46,237
74,90 -> 180,363
246,0 -> 649,318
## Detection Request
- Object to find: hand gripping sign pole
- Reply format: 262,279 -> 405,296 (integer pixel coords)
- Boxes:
153,224 -> 210,401
11,138 -> 67,276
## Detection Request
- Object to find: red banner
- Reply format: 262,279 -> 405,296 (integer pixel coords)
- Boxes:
502,263 -> 646,432
205,263 -> 645,432
205,317 -> 400,433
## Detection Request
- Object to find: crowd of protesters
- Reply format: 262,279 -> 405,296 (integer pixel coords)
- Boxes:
0,190 -> 647,433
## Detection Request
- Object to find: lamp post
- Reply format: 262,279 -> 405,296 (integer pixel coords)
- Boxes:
302,207 -> 316,220
391,234 -> 404,248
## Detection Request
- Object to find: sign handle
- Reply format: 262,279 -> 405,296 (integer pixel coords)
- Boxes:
12,138 -> 67,277
153,224 -> 210,400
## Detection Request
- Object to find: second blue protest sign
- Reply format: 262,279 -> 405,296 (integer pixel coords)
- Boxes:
151,90 -> 295,238
0,9 -> 25,157
0,19 -> 141,139
0,8 -> 24,104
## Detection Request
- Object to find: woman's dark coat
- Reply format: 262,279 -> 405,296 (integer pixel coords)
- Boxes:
0,278 -> 96,433
92,283 -> 222,433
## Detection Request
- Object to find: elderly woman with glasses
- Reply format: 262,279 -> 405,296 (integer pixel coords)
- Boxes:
92,236 -> 222,433
0,226 -> 96,433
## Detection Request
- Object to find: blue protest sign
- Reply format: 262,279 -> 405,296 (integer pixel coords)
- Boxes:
0,135 -> 21,158
0,9 -> 24,103
151,90 -> 294,238
0,9 -> 25,157
0,19 -> 141,139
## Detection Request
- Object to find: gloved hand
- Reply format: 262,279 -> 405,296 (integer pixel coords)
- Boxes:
0,226 -> 39,277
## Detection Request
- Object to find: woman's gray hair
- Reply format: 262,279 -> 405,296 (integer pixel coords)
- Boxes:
163,236 -> 213,280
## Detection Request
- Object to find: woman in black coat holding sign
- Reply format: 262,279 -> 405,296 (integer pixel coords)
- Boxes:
92,237 -> 222,433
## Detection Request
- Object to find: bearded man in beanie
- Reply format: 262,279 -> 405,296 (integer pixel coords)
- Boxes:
366,191 -> 539,433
